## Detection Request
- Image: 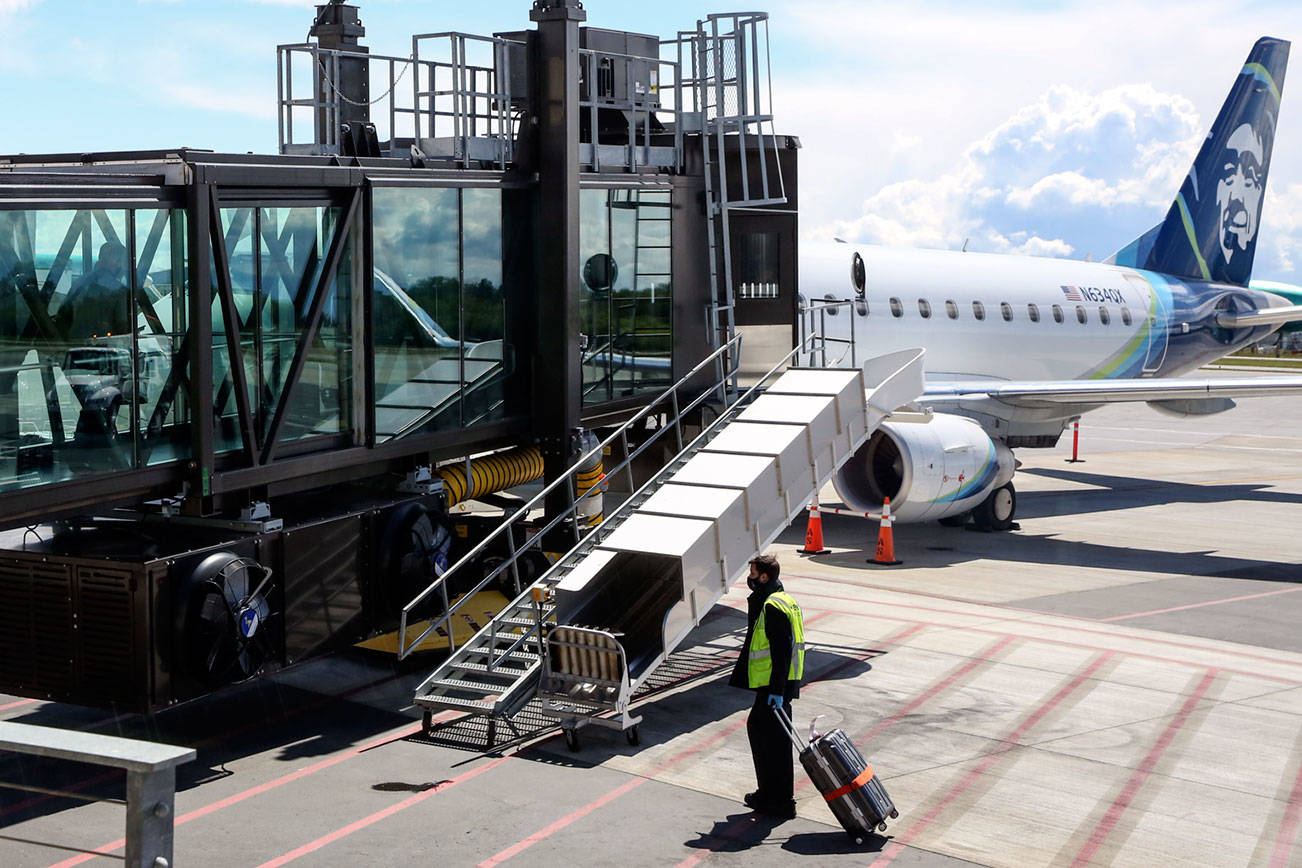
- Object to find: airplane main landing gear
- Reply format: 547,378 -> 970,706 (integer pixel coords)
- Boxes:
971,482 -> 1018,532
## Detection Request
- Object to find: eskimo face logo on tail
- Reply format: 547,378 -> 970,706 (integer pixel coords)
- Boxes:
1217,122 -> 1265,269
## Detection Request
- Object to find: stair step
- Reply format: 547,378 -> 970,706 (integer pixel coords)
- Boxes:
454,659 -> 537,675
414,694 -> 496,713
426,676 -> 512,695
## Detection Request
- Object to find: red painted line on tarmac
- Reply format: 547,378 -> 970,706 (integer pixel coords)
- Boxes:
0,698 -> 38,712
258,753 -> 514,868
868,651 -> 1115,868
45,718 -> 438,868
786,576 -> 1302,671
1269,759 -> 1302,868
859,635 -> 1016,745
1100,586 -> 1302,622
8,669 -> 413,823
1069,669 -> 1219,868
771,596 -> 1302,687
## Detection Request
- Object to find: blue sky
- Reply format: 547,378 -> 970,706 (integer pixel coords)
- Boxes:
3,0 -> 1301,282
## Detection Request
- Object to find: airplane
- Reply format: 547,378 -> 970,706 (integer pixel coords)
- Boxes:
799,36 -> 1302,532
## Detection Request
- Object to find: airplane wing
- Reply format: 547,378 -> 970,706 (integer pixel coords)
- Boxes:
1215,305 -> 1302,328
923,375 -> 1302,406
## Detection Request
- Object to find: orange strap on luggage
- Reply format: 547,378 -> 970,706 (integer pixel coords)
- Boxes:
823,765 -> 874,802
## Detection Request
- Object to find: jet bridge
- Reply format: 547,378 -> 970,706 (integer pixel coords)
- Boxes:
0,2 -> 802,713
409,347 -> 925,741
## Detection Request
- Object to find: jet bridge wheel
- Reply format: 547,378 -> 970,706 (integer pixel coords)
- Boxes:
972,482 -> 1017,532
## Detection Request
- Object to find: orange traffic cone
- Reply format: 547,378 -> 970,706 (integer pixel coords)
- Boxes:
799,500 -> 830,555
869,497 -> 903,566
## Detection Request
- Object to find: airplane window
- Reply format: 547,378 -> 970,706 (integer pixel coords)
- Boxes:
918,299 -> 932,318
945,300 -> 958,319
972,301 -> 986,321
1076,305 -> 1087,324
889,297 -> 903,317
1121,307 -> 1132,326
1052,304 -> 1064,323
1098,306 -> 1111,325
1027,303 -> 1040,323
1000,302 -> 1013,321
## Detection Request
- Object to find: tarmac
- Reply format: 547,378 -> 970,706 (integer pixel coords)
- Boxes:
2,392 -> 1302,867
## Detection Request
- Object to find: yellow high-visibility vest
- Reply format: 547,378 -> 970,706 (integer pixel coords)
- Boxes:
747,591 -> 806,688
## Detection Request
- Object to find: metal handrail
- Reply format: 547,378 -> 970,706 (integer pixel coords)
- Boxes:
472,324 -> 837,675
799,297 -> 862,369
398,332 -> 743,658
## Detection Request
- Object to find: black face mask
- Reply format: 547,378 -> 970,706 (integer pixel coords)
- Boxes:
747,576 -> 763,592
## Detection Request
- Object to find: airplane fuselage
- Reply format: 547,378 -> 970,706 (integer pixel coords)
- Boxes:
804,244 -> 1282,388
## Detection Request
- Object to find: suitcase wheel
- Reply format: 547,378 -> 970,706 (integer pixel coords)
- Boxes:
889,809 -> 898,819
878,822 -> 888,832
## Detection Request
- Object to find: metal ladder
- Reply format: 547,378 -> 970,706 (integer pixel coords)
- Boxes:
687,13 -> 787,384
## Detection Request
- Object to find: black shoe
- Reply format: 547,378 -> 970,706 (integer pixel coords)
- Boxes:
758,799 -> 797,820
743,792 -> 797,819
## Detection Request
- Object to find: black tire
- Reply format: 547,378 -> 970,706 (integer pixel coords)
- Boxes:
972,482 -> 1016,531
937,513 -> 968,528
889,808 -> 899,819
564,728 -> 580,752
422,709 -> 435,737
625,725 -> 640,746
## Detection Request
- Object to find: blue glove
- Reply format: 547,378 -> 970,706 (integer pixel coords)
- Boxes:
766,694 -> 783,709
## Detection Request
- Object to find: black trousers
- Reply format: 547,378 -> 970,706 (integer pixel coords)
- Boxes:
746,692 -> 794,804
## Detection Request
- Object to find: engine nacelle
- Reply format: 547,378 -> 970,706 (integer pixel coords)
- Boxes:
833,413 -> 1016,523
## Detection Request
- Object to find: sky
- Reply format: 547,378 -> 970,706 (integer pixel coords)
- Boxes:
2,0 -> 1301,283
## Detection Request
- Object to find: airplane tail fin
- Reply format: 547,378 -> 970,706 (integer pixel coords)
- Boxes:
1109,37 -> 1289,286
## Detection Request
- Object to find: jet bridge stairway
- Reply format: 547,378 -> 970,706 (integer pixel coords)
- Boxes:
409,348 -> 924,740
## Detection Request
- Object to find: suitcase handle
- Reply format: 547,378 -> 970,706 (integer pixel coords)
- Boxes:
772,705 -> 808,752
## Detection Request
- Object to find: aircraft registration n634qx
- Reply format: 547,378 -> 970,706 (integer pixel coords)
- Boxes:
800,36 -> 1302,532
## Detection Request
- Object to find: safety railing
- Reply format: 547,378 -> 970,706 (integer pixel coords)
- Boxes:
410,32 -> 521,169
278,43 -> 430,156
398,332 -> 743,659
799,296 -> 864,370
0,722 -> 194,868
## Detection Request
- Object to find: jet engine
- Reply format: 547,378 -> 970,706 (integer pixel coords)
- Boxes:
833,413 -> 1016,524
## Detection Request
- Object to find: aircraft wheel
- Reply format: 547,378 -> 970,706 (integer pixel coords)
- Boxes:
973,482 -> 1016,531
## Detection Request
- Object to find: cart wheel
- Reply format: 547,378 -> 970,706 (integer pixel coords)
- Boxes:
625,726 -> 641,746
889,808 -> 899,819
422,709 -> 435,737
564,728 -> 580,752
853,836 -> 865,846
877,822 -> 888,832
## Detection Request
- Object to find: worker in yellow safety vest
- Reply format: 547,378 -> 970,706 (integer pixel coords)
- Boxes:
728,553 -> 805,819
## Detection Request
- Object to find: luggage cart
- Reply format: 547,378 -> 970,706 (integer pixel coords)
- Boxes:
536,621 -> 642,751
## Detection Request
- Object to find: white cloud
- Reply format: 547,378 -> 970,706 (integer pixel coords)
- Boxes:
819,82 -> 1202,258
0,0 -> 40,12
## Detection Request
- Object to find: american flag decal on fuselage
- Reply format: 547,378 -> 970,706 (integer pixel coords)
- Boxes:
1061,285 -> 1084,301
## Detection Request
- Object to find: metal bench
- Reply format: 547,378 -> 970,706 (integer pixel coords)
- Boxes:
0,721 -> 195,868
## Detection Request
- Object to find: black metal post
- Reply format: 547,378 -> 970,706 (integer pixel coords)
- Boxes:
531,0 -> 586,542
309,1 -> 370,147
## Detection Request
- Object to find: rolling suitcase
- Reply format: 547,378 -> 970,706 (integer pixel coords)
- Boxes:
775,707 -> 898,844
